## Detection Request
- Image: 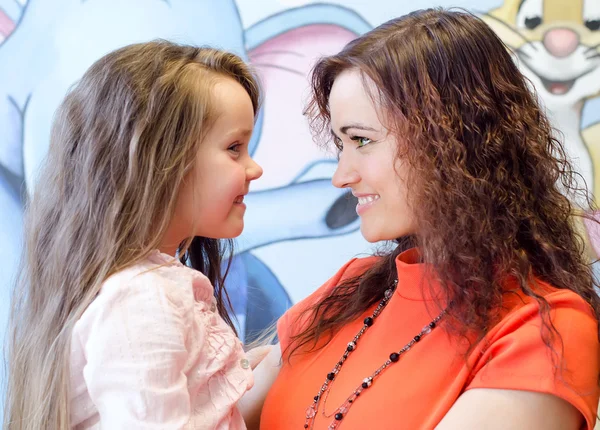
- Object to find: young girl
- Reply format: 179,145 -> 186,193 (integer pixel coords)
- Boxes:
256,8 -> 600,430
4,41 -> 263,429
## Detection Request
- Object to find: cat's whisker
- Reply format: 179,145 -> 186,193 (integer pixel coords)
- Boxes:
500,42 -> 531,62
584,43 -> 600,54
515,49 -> 531,59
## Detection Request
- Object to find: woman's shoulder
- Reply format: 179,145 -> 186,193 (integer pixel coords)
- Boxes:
492,277 -> 598,346
501,276 -> 597,319
469,280 -> 599,429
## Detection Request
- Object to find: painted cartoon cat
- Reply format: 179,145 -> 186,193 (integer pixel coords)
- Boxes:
482,0 -> 600,196
482,0 -> 600,254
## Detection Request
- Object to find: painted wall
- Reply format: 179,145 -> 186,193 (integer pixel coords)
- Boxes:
0,0 -> 599,419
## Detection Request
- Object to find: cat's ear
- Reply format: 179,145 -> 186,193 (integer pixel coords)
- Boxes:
488,0 -> 522,23
247,22 -> 362,186
480,3 -> 527,51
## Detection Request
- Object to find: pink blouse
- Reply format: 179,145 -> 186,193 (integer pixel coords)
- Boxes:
69,251 -> 253,429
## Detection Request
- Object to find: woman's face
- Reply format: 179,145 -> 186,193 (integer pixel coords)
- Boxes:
329,69 -> 417,243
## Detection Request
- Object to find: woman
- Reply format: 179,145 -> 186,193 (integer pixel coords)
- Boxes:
251,8 -> 600,430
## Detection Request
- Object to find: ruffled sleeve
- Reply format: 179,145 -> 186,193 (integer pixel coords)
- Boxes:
77,271 -> 195,429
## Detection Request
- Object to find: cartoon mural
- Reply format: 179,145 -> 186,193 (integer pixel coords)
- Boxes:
221,8 -> 376,340
481,0 -> 600,252
0,0 -> 375,355
0,0 -> 17,44
0,12 -> 14,43
1,1 -> 599,422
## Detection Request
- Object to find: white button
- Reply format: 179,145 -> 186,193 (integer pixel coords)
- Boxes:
240,358 -> 250,369
210,304 -> 217,312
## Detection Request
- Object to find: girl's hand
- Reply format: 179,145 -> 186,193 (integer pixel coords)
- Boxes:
245,345 -> 274,370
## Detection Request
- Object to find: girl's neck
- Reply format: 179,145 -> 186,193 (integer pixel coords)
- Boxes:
159,222 -> 186,257
158,244 -> 178,257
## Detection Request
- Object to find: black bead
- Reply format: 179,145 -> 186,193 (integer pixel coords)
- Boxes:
335,413 -> 344,421
327,372 -> 335,381
364,317 -> 374,326
304,425 -> 309,428
414,335 -> 421,342
314,395 -> 319,401
356,391 -> 361,396
362,382 -> 369,389
429,321 -> 436,329
349,399 -> 353,403
390,352 -> 400,362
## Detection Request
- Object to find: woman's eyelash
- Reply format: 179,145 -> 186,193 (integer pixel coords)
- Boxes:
330,134 -> 372,152
350,135 -> 373,147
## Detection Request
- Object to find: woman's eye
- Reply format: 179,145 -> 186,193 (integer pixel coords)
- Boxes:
351,136 -> 372,147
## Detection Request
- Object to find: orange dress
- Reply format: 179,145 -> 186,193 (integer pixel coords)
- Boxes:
260,249 -> 600,430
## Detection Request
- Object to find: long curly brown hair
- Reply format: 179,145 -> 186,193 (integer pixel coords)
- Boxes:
292,8 -> 600,359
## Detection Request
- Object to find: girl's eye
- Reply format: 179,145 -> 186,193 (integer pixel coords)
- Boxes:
228,143 -> 241,153
351,136 -> 372,148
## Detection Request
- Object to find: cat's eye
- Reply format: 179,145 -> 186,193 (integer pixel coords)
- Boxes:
584,0 -> 600,31
586,19 -> 600,31
516,0 -> 543,30
524,17 -> 542,30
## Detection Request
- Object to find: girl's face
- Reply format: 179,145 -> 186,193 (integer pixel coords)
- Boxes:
162,77 -> 263,254
329,69 -> 417,243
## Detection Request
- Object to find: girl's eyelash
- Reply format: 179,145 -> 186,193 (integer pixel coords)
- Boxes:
228,143 -> 241,152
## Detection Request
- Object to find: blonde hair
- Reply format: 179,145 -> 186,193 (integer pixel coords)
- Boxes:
4,40 -> 260,429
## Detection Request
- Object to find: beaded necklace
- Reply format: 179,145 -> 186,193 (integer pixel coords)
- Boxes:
303,279 -> 446,429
